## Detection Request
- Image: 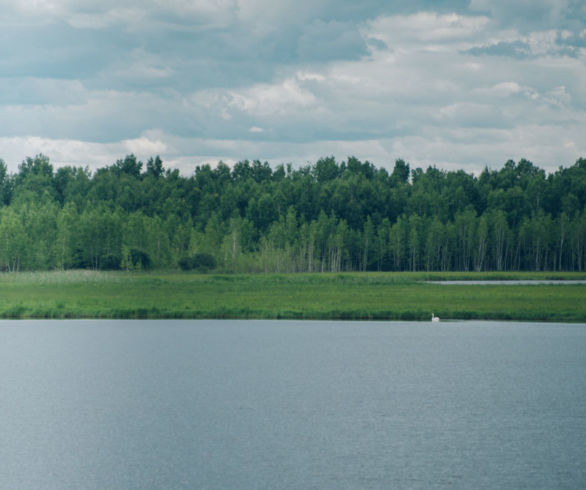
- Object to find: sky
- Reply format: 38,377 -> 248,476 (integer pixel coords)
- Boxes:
0,0 -> 585,175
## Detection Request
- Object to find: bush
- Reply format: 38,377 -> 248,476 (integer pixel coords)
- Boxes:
178,256 -> 193,271
178,253 -> 217,272
100,254 -> 121,270
129,249 -> 151,270
193,253 -> 216,271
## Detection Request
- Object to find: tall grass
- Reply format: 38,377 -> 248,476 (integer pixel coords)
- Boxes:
0,270 -> 584,321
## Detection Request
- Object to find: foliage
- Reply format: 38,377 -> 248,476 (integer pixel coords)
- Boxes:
179,253 -> 217,272
129,249 -> 151,270
0,153 -> 585,272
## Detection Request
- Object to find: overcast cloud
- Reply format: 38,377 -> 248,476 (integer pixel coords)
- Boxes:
0,0 -> 584,174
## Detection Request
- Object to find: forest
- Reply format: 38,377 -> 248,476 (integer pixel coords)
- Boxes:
0,153 -> 584,273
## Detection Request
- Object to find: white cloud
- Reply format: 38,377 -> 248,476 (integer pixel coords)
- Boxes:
475,81 -> 524,97
296,72 -> 326,82
526,29 -> 561,55
542,85 -> 571,106
0,134 -> 167,172
227,79 -> 318,116
366,12 -> 490,50
388,122 -> 586,173
2,114 -> 584,179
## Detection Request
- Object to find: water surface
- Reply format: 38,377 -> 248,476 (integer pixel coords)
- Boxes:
1,320 -> 585,489
429,280 -> 586,285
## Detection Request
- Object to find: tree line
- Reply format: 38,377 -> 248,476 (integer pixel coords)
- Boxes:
0,153 -> 584,272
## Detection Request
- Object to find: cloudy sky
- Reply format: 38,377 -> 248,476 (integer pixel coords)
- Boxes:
1,0 -> 584,174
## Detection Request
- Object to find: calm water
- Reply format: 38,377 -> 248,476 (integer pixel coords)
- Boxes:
1,320 -> 585,489
429,280 -> 586,285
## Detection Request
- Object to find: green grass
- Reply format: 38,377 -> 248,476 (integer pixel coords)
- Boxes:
0,270 -> 585,322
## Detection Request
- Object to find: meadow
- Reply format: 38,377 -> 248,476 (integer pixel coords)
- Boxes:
0,270 -> 585,322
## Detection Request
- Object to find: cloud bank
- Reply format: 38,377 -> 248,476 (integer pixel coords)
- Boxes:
1,0 -> 584,173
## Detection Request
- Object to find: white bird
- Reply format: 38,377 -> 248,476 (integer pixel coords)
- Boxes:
431,313 -> 440,322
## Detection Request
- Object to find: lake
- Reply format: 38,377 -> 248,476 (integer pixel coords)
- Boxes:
1,320 -> 585,489
428,280 -> 586,285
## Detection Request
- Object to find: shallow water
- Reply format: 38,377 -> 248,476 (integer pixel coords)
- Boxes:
429,280 -> 586,285
1,320 -> 585,489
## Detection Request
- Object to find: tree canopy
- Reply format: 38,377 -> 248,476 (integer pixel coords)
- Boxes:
0,154 -> 584,273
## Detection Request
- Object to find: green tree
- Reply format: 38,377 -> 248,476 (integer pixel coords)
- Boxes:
0,207 -> 26,271
55,202 -> 79,269
0,159 -> 13,205
389,216 -> 408,271
145,156 -> 164,179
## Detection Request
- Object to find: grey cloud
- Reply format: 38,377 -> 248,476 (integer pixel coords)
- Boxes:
0,23 -> 134,80
0,78 -> 88,106
367,38 -> 389,51
469,0 -> 585,32
322,0 -> 470,21
556,31 -> 586,55
296,20 -> 368,61
464,30 -> 586,60
465,40 -> 531,58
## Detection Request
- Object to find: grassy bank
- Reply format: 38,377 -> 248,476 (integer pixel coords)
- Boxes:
0,270 -> 585,322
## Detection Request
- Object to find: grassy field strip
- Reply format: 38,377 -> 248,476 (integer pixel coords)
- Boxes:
0,271 -> 585,321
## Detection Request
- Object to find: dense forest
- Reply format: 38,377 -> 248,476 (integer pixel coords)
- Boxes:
0,154 -> 584,272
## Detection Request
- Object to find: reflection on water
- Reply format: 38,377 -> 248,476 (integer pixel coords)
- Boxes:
1,320 -> 585,489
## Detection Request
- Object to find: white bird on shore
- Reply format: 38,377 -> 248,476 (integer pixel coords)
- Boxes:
431,313 -> 440,322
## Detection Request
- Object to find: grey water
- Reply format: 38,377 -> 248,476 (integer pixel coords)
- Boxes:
1,320 -> 585,490
429,280 -> 586,285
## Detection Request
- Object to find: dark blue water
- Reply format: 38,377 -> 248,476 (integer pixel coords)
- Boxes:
1,320 -> 585,489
